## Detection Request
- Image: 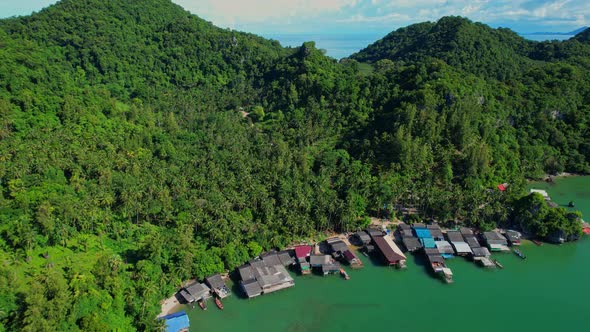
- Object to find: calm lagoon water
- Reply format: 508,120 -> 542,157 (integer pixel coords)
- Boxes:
188,176 -> 590,332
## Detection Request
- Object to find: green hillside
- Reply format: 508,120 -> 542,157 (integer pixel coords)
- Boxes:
349,16 -> 535,80
0,2 -> 588,331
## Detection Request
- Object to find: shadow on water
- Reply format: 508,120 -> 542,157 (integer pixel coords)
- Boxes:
364,251 -> 387,267
227,270 -> 250,300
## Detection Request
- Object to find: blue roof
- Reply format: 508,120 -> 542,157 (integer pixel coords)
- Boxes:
421,238 -> 436,248
415,229 -> 432,239
161,311 -> 190,332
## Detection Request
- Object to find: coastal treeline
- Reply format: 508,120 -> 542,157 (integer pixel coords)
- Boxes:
0,1 -> 588,330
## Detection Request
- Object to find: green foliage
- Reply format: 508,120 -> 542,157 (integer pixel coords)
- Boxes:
513,193 -> 583,238
0,2 -> 588,331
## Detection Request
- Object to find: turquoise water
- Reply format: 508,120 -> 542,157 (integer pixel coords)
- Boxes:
188,176 -> 590,332
261,33 -> 387,59
261,33 -> 576,60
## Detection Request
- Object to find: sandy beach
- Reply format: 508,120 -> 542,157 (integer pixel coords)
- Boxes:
158,295 -> 183,318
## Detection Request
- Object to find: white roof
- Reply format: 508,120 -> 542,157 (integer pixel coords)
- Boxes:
435,240 -> 453,249
442,268 -> 453,276
489,243 -> 510,251
385,235 -> 406,259
530,189 -> 550,199
451,242 -> 473,253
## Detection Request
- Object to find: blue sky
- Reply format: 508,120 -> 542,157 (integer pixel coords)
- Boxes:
1,0 -> 588,35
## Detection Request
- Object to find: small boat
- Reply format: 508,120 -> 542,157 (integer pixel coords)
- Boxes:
339,268 -> 350,280
361,250 -> 369,257
198,300 -> 207,310
532,239 -> 543,246
214,297 -> 223,310
513,249 -> 526,259
568,201 -> 575,208
492,259 -> 504,269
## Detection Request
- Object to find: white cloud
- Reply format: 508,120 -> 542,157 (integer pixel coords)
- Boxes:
338,12 -> 410,23
175,0 -> 359,27
168,0 -> 588,33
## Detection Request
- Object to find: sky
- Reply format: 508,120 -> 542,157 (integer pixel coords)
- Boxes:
0,0 -> 588,35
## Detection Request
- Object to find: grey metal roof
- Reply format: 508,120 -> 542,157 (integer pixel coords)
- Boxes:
446,231 -> 464,242
261,252 -> 281,267
451,242 -> 473,254
322,262 -> 341,272
424,248 -> 440,255
472,247 -> 491,257
238,265 -> 254,281
398,223 -> 412,230
412,223 -> 426,229
278,250 -> 295,266
310,255 -> 331,266
249,259 -> 267,270
483,231 -> 508,245
460,227 -> 474,236
504,230 -> 521,242
179,289 -> 195,303
401,229 -> 415,238
330,241 -> 349,253
241,279 -> 262,297
465,236 -> 481,249
205,274 -> 225,289
435,241 -> 455,254
427,224 -> 444,238
185,283 -> 210,300
402,237 -> 422,251
427,254 -> 444,264
427,223 -> 442,230
367,229 -> 383,237
355,231 -> 371,241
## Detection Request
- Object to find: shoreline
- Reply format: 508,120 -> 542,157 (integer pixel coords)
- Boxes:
158,296 -> 183,318
158,279 -> 197,318
532,172 -> 580,183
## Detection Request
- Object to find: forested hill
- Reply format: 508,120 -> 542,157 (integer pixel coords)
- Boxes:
349,16 -> 590,79
0,0 -> 289,103
349,17 -> 535,79
574,26 -> 590,43
0,1 -> 588,331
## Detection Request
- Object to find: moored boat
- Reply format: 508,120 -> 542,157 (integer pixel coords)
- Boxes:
339,268 -> 350,280
532,239 -> 543,246
492,259 -> 504,269
214,297 -> 223,310
198,300 -> 207,310
513,249 -> 526,259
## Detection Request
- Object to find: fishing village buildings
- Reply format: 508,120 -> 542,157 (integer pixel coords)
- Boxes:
162,215 -> 585,330
238,252 -> 295,298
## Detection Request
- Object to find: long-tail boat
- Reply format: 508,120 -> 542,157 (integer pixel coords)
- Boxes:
214,297 -> 223,310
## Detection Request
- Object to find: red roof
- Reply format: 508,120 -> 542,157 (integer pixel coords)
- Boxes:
583,228 -> 590,235
294,245 -> 312,258
497,184 -> 506,191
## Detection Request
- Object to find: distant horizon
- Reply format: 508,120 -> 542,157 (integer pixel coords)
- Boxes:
262,30 -> 581,60
1,0 -> 588,36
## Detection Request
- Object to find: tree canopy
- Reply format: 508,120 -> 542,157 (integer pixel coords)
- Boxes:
0,2 -> 588,331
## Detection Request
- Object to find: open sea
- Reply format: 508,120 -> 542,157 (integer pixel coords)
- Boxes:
187,176 -> 590,332
259,33 -> 576,60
